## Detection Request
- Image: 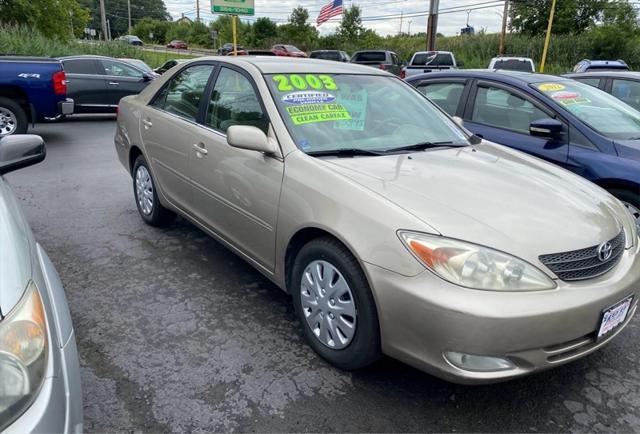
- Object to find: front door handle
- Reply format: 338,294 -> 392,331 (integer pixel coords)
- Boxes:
108,81 -> 120,85
193,143 -> 208,156
142,119 -> 153,129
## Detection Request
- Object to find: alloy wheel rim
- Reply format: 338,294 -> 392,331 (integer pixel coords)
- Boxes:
135,166 -> 154,216
0,107 -> 17,136
300,260 -> 357,350
621,200 -> 640,229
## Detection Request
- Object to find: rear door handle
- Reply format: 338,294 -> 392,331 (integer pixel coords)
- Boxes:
142,119 -> 153,129
193,143 -> 208,156
108,81 -> 120,85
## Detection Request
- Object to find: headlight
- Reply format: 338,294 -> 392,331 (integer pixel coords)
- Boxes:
399,231 -> 556,291
0,281 -> 48,431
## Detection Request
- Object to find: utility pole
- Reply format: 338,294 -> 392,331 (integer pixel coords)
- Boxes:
127,0 -> 132,33
426,0 -> 439,51
399,11 -> 403,35
499,0 -> 509,55
539,0 -> 557,72
99,0 -> 108,41
196,0 -> 200,22
408,20 -> 412,35
107,19 -> 112,41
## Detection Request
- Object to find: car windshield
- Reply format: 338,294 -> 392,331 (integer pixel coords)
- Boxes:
493,59 -> 534,72
266,73 -> 469,154
354,52 -> 386,62
412,52 -> 453,66
124,59 -> 152,73
533,80 -> 640,140
313,52 -> 341,61
285,45 -> 301,52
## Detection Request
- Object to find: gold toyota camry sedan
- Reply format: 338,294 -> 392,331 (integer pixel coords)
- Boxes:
114,57 -> 639,384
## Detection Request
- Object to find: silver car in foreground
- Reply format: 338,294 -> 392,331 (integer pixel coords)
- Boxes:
0,135 -> 82,432
115,57 -> 639,384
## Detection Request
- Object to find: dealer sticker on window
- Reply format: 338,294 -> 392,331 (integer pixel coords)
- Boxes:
597,295 -> 634,340
286,103 -> 352,125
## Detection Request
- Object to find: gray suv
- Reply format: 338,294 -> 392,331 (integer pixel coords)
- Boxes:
350,50 -> 403,76
0,135 -> 82,432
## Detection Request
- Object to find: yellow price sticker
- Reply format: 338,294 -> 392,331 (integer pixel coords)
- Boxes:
538,83 -> 566,92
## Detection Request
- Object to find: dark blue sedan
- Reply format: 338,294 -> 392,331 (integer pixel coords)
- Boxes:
406,70 -> 640,226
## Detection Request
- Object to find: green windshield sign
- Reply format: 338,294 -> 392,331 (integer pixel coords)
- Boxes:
212,0 -> 254,15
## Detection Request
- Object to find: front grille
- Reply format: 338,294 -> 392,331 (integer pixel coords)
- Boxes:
539,230 -> 625,281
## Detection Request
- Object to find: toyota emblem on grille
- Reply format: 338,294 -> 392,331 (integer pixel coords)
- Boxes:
598,241 -> 613,262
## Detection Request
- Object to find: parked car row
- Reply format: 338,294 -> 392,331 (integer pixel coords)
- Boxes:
3,52 -> 640,432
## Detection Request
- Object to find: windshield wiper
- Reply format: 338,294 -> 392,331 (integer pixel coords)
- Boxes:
306,148 -> 384,157
383,141 -> 466,153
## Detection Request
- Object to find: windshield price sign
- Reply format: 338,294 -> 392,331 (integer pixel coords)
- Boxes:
213,0 -> 255,15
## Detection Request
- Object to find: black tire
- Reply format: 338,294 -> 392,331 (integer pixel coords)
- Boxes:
609,188 -> 640,223
0,96 -> 28,136
132,155 -> 175,226
291,237 -> 381,370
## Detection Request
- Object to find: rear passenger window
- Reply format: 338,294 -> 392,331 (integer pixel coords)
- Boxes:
417,82 -> 465,116
471,86 -> 548,134
63,59 -> 97,75
152,64 -> 214,122
206,68 -> 268,134
611,79 -> 640,111
574,77 -> 601,88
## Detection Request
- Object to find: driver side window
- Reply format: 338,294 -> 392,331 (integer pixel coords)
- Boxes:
471,86 -> 548,134
152,64 -> 214,122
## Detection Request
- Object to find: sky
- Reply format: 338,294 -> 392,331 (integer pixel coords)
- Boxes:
164,0 -> 507,37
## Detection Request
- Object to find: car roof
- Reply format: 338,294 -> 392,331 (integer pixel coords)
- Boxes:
190,56 -> 389,75
490,56 -> 533,61
352,50 -> 395,54
413,51 -> 453,54
57,55 -> 116,60
405,69 -> 570,85
564,71 -> 640,79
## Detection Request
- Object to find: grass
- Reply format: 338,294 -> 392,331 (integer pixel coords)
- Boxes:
0,25 -> 195,68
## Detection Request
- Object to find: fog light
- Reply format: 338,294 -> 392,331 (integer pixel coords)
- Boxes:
445,351 -> 515,372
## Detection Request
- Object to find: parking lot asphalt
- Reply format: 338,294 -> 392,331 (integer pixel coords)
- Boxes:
5,116 -> 640,433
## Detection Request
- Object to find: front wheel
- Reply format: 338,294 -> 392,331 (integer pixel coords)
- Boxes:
132,155 -> 175,226
292,237 -> 381,370
609,188 -> 640,228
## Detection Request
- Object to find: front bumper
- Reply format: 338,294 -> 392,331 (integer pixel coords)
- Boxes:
366,242 -> 640,384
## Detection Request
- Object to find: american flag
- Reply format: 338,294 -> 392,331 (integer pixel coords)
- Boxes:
316,0 -> 343,26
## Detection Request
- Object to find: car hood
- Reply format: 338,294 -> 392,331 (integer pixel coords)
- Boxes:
0,179 -> 33,316
320,143 -> 624,269
614,139 -> 640,160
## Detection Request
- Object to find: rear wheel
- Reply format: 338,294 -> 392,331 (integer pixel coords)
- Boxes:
609,188 -> 640,228
291,237 -> 381,370
0,97 -> 27,137
132,155 -> 175,226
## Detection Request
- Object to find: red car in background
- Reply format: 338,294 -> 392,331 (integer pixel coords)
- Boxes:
271,44 -> 307,57
167,40 -> 188,49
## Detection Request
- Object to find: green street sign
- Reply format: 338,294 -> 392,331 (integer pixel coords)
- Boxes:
212,0 -> 255,16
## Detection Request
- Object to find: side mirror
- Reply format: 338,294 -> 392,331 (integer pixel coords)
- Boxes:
227,125 -> 277,154
452,116 -> 464,128
529,118 -> 563,138
142,72 -> 154,81
0,135 -> 46,175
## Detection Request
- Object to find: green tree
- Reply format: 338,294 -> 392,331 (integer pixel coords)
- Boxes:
510,0 -> 607,35
132,17 -> 169,43
78,0 -> 169,39
251,17 -> 277,47
0,0 -> 90,40
337,6 -> 364,41
278,6 -> 318,50
590,0 -> 639,59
